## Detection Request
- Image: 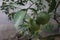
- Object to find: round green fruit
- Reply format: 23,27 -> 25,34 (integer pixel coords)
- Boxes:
36,12 -> 50,25
29,18 -> 40,34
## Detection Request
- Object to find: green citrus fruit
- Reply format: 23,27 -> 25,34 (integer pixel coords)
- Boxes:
29,18 -> 40,34
36,12 -> 50,25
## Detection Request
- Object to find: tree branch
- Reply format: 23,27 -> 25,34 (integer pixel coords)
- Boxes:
54,1 -> 60,24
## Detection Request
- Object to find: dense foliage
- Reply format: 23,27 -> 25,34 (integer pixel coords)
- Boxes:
0,0 -> 60,40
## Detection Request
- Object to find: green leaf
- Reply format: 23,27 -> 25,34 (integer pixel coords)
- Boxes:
48,0 -> 56,13
14,10 -> 26,29
43,23 -> 54,32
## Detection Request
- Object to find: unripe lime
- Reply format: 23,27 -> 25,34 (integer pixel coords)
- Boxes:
36,12 -> 50,25
29,18 -> 40,34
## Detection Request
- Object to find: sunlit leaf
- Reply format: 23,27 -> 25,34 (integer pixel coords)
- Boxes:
14,10 -> 26,30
